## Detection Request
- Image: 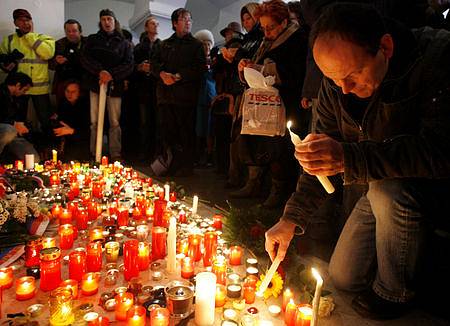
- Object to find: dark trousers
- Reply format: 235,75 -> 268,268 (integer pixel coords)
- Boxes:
159,103 -> 196,172
138,91 -> 157,159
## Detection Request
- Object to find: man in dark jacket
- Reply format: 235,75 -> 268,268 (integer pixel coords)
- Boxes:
0,72 -> 39,161
151,8 -> 206,176
81,9 -> 133,161
265,3 -> 450,320
50,19 -> 87,105
133,16 -> 160,160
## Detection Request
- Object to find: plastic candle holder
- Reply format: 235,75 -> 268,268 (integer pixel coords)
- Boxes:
181,256 -> 195,279
212,256 -> 227,285
49,287 -> 74,326
215,284 -> 226,307
59,209 -> 72,225
60,279 -> 79,299
69,250 -> 86,282
123,240 -> 139,281
86,241 -> 102,272
295,304 -> 313,326
81,272 -> 100,296
150,307 -> 170,326
40,247 -> 61,292
42,237 -> 56,249
25,238 -> 43,267
151,227 -> 166,260
137,241 -> 150,271
115,292 -> 134,321
187,234 -> 202,262
229,246 -> 243,266
58,224 -> 75,250
203,232 -> 218,267
105,241 -> 120,263
126,305 -> 146,326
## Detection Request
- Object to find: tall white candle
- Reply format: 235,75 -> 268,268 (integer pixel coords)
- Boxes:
311,268 -> 323,326
287,121 -> 335,194
195,272 -> 216,326
25,154 -> 34,170
166,216 -> 177,274
192,195 -> 199,216
164,184 -> 170,201
95,83 -> 107,163
52,149 -> 57,163
256,256 -> 282,297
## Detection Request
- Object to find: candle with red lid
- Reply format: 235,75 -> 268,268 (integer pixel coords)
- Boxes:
81,272 -> 100,296
15,276 -> 36,300
151,227 -> 166,260
229,246 -> 243,265
86,241 -> 102,272
40,247 -> 61,292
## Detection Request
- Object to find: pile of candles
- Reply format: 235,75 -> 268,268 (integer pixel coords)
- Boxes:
0,159 -> 326,326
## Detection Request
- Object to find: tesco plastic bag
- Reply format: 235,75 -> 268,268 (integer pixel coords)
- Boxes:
240,67 -> 286,136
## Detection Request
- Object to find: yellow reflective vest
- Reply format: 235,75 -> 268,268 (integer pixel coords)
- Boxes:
0,32 -> 55,95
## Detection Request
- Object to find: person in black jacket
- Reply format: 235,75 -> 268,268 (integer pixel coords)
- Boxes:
265,3 -> 450,319
0,72 -> 39,161
133,16 -> 161,160
151,8 -> 206,176
49,19 -> 87,105
81,9 -> 133,162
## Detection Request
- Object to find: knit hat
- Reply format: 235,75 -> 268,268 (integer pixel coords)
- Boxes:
220,22 -> 243,38
99,9 -> 116,19
194,29 -> 214,47
13,9 -> 32,21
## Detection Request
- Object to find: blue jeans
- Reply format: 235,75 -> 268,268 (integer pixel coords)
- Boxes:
89,91 -> 122,158
0,123 -> 40,161
329,178 -> 448,303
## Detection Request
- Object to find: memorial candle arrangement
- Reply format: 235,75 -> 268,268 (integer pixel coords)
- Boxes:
15,276 -> 36,300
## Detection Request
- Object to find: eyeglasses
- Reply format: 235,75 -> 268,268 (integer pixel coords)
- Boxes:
261,23 -> 279,33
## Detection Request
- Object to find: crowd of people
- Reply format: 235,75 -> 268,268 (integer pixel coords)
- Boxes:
1,0 -> 450,320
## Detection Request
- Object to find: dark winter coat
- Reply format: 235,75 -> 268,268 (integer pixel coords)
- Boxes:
0,83 -> 26,124
151,33 -> 206,107
81,30 -> 133,97
283,23 -> 450,231
133,36 -> 160,102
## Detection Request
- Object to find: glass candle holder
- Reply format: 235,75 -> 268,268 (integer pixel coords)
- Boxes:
40,247 -> 61,292
58,224 -> 75,250
226,284 -> 242,299
212,255 -> 227,285
86,241 -> 102,272
59,209 -> 72,225
283,288 -> 294,311
15,276 -> 36,300
165,280 -> 194,318
81,272 -> 100,296
115,292 -> 134,321
76,208 -> 89,230
153,199 -> 167,227
105,241 -> 120,263
88,201 -> 100,221
229,246 -> 243,266
215,284 -> 226,307
49,287 -> 75,326
243,285 -> 255,304
136,225 -> 149,241
60,279 -> 78,299
137,241 -> 150,271
203,232 -> 218,267
285,299 -> 297,326
151,227 -> 166,261
126,305 -> 146,326
181,256 -> 195,279
105,269 -> 119,286
187,233 -> 202,262
150,307 -> 170,326
212,214 -> 222,230
25,238 -> 43,267
69,250 -> 86,282
89,227 -> 104,242
123,240 -> 139,281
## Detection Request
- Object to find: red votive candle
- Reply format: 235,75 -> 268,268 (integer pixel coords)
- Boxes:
0,267 -> 13,289
124,240 -> 139,281
178,210 -> 187,224
89,227 -> 104,242
81,272 -> 100,296
40,247 -> 61,292
69,250 -> 86,282
151,227 -> 166,261
181,256 -> 195,279
150,307 -> 169,326
117,207 -> 129,227
212,256 -> 227,285
285,299 -> 297,326
15,276 -> 36,300
229,246 -> 243,265
115,292 -> 134,321
126,305 -> 146,326
51,203 -> 62,219
60,279 -> 79,299
60,208 -> 72,225
137,241 -> 150,271
203,231 -> 218,267
88,201 -> 100,221
76,208 -> 88,230
294,304 -> 313,326
88,316 -> 109,326
212,214 -> 223,230
243,285 -> 256,304
153,199 -> 167,227
101,156 -> 108,166
187,233 -> 202,262
86,241 -> 102,272
58,224 -> 75,250
25,238 -> 43,267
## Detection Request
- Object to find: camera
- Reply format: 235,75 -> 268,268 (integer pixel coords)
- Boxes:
0,49 -> 24,71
